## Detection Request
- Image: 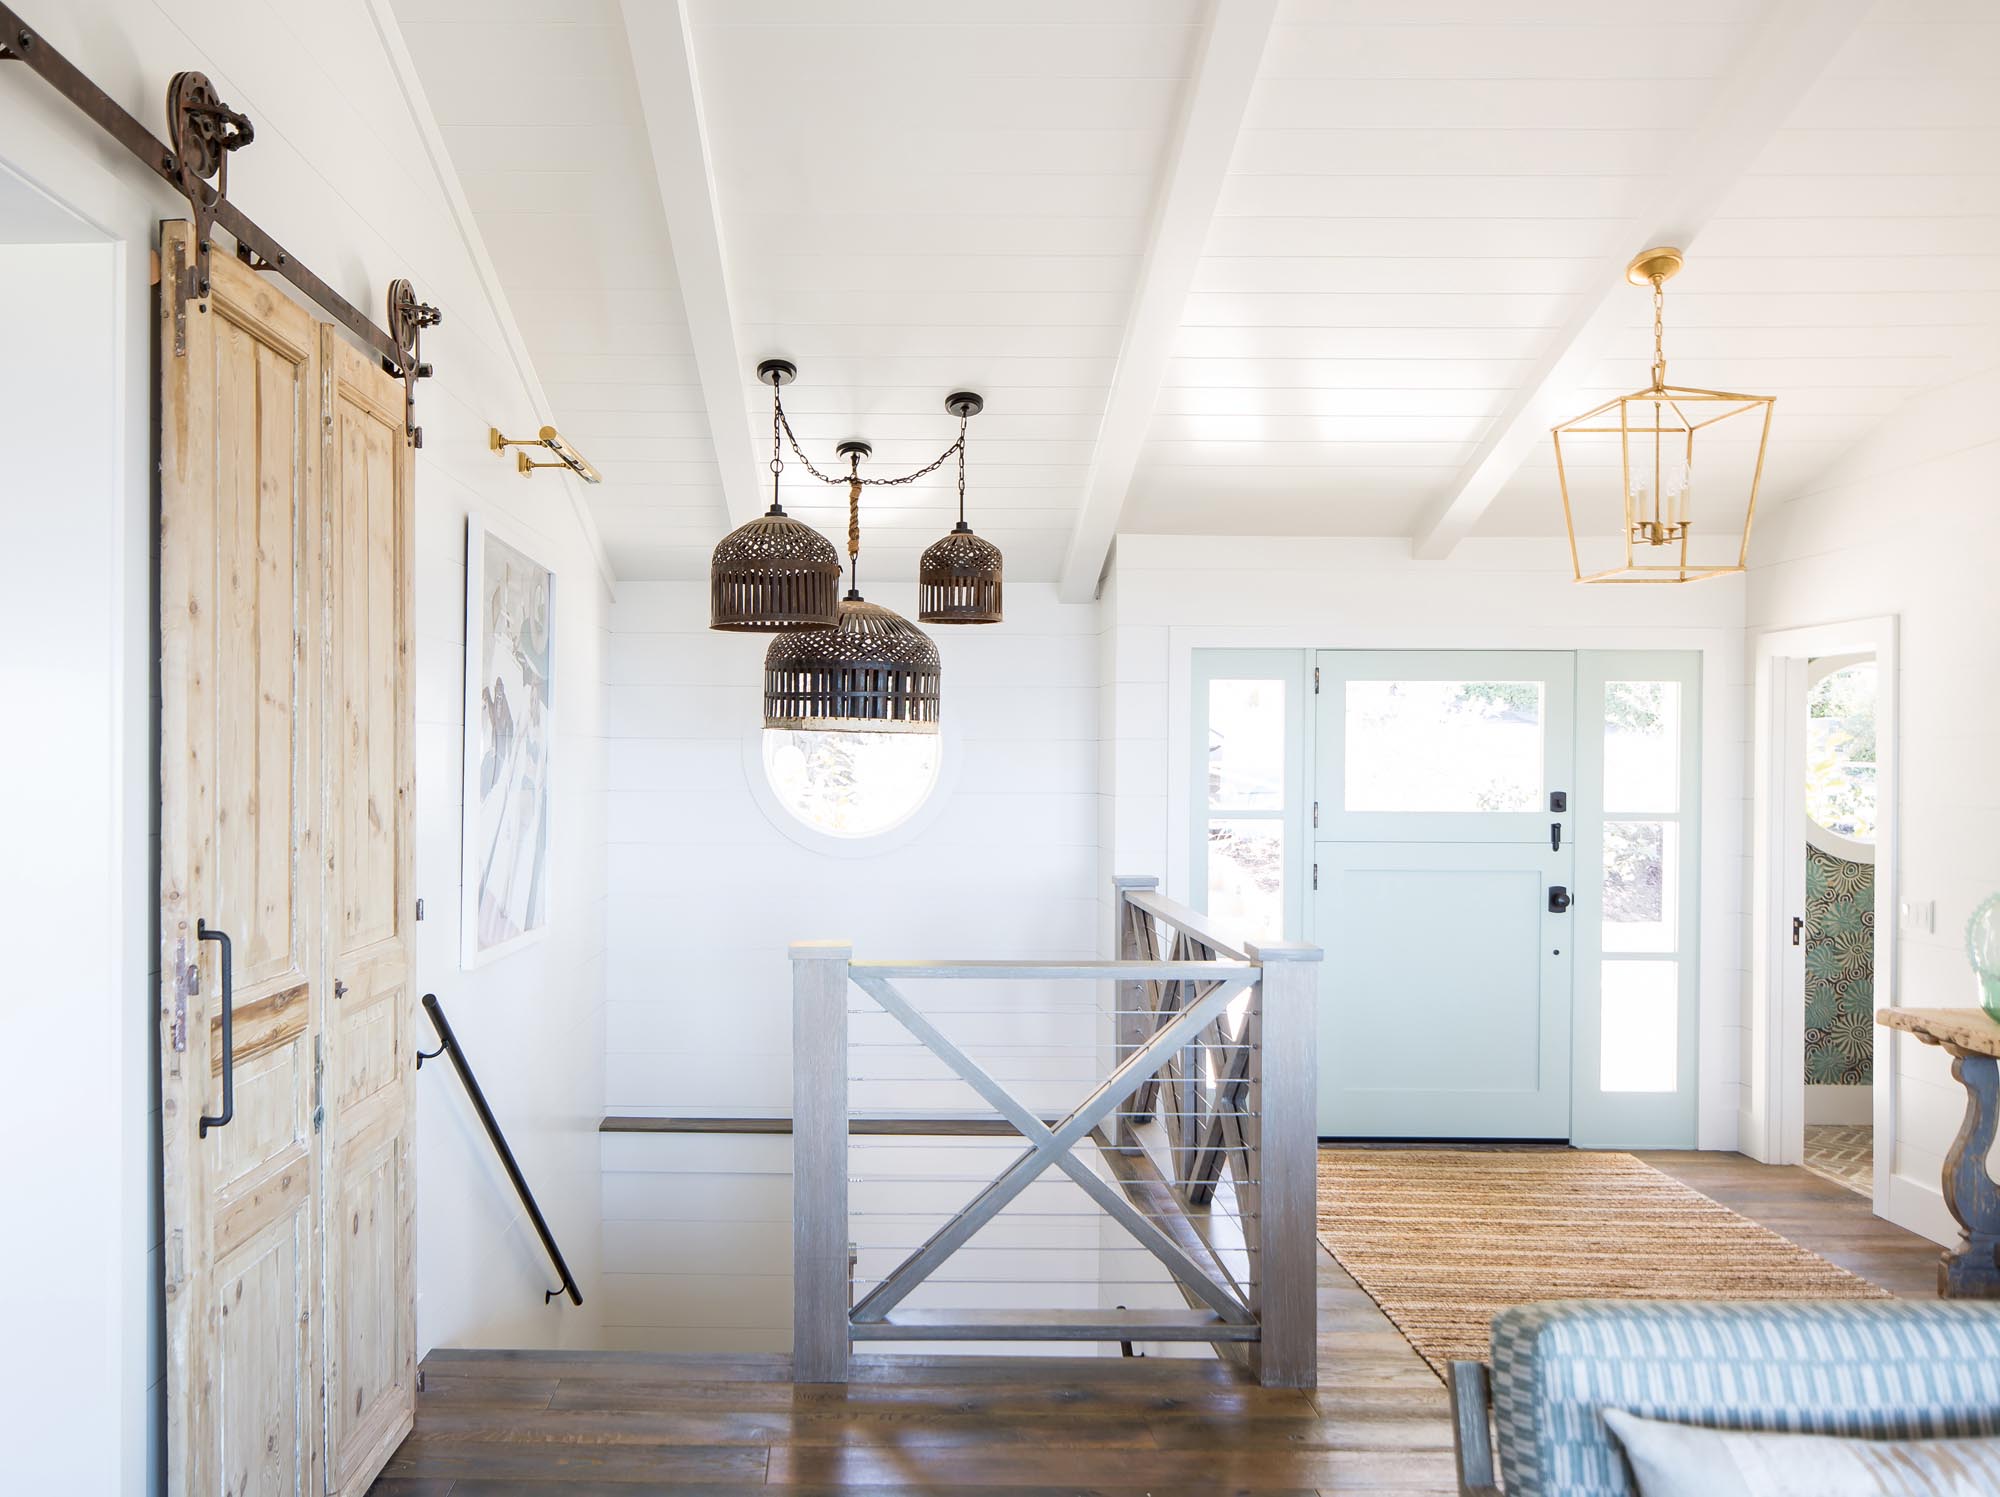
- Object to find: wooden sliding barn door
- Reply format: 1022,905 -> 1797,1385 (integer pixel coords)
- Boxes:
319,331 -> 418,1493
159,223 -> 417,1497
159,222 -> 327,1497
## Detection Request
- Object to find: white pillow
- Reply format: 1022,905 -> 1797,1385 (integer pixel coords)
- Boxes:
1603,1409 -> 2000,1497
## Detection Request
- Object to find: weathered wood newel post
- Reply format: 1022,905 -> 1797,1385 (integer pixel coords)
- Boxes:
792,939 -> 852,1382
1248,939 -> 1322,1388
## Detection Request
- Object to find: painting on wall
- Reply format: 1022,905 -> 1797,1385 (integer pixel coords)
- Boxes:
461,517 -> 555,966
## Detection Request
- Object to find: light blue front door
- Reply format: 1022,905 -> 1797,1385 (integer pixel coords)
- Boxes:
1314,652 -> 1577,1138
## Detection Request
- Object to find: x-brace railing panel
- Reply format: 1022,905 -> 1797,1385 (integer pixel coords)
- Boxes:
847,968 -> 1258,1326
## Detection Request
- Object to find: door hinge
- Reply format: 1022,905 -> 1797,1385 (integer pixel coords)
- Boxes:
1313,665 -> 1320,694
1313,862 -> 1319,891
311,1032 -> 326,1134
1312,800 -> 1319,829
171,935 -> 192,1054
1793,915 -> 1805,947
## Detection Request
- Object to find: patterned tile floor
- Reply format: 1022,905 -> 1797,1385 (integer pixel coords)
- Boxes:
1804,1123 -> 1874,1196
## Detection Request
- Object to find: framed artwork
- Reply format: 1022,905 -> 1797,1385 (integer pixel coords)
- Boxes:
461,515 -> 555,966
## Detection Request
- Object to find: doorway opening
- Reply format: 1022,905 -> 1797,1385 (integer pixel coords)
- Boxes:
1749,618 -> 1898,1220
1800,654 -> 1880,1196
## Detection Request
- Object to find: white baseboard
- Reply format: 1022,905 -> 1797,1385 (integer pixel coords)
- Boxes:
1805,1084 -> 1873,1125
1885,1171 -> 1956,1251
1735,1105 -> 1772,1164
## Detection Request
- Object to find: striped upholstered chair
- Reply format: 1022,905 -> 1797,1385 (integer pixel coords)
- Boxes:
1448,1299 -> 2000,1496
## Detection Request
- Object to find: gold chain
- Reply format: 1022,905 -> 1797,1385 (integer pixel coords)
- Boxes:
1651,274 -> 1668,390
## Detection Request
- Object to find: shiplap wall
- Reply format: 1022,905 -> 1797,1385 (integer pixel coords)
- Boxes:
1748,367 -> 2000,1247
1100,534 -> 1749,1147
601,580 -> 1106,1351
0,2 -> 610,1482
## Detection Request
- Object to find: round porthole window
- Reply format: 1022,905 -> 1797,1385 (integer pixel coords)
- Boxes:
761,729 -> 942,840
1805,658 -> 1877,859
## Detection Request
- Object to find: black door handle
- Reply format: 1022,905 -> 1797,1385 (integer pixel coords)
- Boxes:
197,921 -> 235,1137
1551,821 -> 1562,852
1548,886 -> 1572,914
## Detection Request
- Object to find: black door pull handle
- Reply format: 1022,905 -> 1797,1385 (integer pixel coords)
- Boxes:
197,921 -> 235,1137
1551,821 -> 1562,852
1548,886 -> 1572,914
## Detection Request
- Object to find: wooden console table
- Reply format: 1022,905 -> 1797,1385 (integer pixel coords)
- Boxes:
1878,1007 -> 2000,1297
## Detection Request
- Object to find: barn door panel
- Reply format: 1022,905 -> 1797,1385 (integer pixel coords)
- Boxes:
320,329 -> 418,1495
158,221 -> 324,1497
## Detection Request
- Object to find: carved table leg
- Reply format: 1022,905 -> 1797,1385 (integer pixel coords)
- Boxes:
1940,1053 -> 2000,1298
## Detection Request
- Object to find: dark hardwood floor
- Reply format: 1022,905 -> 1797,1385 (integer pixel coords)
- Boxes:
368,1152 -> 1944,1495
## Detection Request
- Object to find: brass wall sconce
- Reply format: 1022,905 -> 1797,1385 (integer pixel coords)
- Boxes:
489,425 -> 602,484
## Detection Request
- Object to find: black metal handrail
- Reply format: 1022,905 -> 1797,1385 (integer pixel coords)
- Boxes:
418,993 -> 582,1306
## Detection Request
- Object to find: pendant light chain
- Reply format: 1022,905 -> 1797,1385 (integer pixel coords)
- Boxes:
774,387 -> 964,488
847,451 -> 863,597
769,380 -> 786,510
956,414 -> 968,525
1651,274 -> 1668,391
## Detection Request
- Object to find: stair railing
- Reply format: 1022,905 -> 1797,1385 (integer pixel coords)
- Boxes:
791,876 -> 1318,1387
418,992 -> 583,1306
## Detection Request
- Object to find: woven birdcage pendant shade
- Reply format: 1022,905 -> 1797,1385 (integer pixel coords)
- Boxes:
917,521 -> 1003,625
763,597 -> 941,734
709,508 -> 842,632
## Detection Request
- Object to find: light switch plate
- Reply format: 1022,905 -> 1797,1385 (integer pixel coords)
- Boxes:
1900,898 -> 1935,934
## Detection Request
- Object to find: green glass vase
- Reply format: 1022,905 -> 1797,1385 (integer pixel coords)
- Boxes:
1970,893 -> 2000,1023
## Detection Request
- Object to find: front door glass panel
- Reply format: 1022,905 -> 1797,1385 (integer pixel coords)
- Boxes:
1343,680 -> 1544,813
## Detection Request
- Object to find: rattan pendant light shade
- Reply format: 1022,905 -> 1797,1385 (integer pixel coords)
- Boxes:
710,360 -> 842,632
918,391 -> 1002,625
763,596 -> 941,734
709,508 -> 842,632
919,522 -> 1003,624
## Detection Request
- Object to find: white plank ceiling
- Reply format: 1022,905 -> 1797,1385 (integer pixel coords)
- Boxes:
393,0 -> 2000,583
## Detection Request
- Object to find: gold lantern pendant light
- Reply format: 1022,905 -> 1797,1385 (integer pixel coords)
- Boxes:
1553,247 -> 1776,583
918,392 -> 1002,624
762,445 -> 942,735
709,360 -> 842,631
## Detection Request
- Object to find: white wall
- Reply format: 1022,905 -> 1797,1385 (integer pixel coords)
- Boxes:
0,2 -> 609,1484
600,580 -> 1101,1350
1101,534 -> 1750,1148
1747,367 -> 2000,1245
0,224 -> 144,1496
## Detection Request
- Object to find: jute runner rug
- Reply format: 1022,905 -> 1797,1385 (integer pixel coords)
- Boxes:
1316,1148 -> 1891,1378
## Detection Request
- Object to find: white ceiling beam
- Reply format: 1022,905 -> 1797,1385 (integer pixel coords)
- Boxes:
1056,0 -> 1278,604
1409,0 -> 1871,561
620,0 -> 764,532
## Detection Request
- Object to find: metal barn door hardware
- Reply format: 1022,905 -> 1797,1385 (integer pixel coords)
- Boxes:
1551,822 -> 1563,851
1548,886 -> 1572,914
489,425 -> 602,483
0,7 -> 439,444
417,993 -> 583,1306
196,921 -> 234,1137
